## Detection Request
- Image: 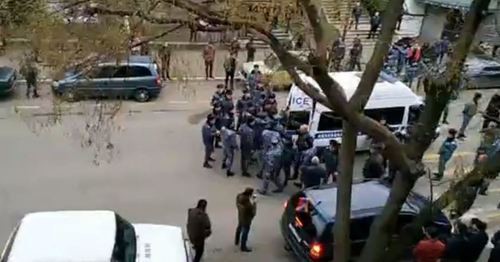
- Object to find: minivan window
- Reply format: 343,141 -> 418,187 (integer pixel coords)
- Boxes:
113,66 -> 152,78
364,107 -> 405,125
89,66 -> 116,79
317,112 -> 342,131
287,111 -> 310,130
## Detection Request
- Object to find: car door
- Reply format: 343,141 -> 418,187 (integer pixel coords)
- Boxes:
83,65 -> 117,98
476,66 -> 500,89
109,65 -> 129,99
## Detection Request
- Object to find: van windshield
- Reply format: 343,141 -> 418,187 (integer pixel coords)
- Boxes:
112,215 -> 137,262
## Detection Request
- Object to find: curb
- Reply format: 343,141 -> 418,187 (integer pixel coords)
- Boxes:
14,76 -> 243,84
5,38 -> 271,50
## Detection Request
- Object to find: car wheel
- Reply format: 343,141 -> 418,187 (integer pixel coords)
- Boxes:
134,88 -> 150,102
62,89 -> 77,102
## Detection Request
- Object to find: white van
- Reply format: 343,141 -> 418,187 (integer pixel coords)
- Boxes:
285,71 -> 426,151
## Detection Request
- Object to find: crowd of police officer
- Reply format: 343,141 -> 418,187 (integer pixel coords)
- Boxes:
201,70 -> 336,195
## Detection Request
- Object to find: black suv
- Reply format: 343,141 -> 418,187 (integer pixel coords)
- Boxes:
280,181 -> 451,261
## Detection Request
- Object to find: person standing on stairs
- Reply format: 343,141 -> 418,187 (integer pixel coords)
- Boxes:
348,36 -> 363,71
367,12 -> 381,39
350,2 -> 362,30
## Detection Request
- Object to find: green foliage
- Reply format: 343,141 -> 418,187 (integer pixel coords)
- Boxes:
361,0 -> 389,15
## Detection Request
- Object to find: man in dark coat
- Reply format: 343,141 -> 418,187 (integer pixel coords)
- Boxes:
463,218 -> 489,262
239,117 -> 255,177
489,230 -> 500,262
322,140 -> 340,183
235,188 -> 257,252
367,12 -> 381,39
187,199 -> 212,262
20,56 -> 39,98
202,114 -> 217,168
293,125 -> 314,180
300,156 -> 326,188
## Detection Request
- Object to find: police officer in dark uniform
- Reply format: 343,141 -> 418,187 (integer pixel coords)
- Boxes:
211,84 -> 225,107
212,103 -> 224,148
292,125 -> 314,180
279,137 -> 295,187
239,117 -> 255,177
222,90 -> 235,115
202,114 -> 217,168
236,90 -> 253,129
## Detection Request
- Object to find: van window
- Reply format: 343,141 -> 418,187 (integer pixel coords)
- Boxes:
113,215 -> 137,262
113,66 -> 152,78
318,112 -> 343,131
88,66 -> 117,79
364,107 -> 405,125
287,111 -> 310,130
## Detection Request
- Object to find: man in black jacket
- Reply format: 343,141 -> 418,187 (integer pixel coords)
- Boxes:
464,218 -> 489,262
300,156 -> 326,188
187,199 -> 212,262
235,188 -> 257,252
489,230 -> 500,262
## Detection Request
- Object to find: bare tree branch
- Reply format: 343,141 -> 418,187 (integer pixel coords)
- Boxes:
348,0 -> 404,110
298,0 -> 332,65
129,24 -> 184,48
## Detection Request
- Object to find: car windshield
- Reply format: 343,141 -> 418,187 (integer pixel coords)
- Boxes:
112,214 -> 137,262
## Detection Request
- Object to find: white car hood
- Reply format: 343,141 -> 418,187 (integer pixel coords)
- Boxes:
134,224 -> 190,262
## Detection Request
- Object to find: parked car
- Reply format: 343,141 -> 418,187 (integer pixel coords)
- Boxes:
52,56 -> 162,102
482,92 -> 500,128
281,181 -> 451,262
0,66 -> 17,96
0,210 -> 193,262
465,56 -> 500,89
241,51 -> 309,90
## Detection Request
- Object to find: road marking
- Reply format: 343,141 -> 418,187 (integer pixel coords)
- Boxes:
14,105 -> 41,110
168,101 -> 189,104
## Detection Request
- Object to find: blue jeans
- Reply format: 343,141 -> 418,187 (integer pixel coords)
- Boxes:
459,114 -> 472,136
235,224 -> 251,249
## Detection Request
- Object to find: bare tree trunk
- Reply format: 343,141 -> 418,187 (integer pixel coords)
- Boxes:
333,122 -> 357,262
358,0 -> 492,261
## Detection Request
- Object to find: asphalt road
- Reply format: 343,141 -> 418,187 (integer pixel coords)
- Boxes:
0,80 -> 499,261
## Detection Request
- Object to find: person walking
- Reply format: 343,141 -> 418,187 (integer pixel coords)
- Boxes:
458,92 -> 482,139
224,52 -> 237,89
412,226 -> 446,262
348,36 -> 363,71
299,156 -> 326,188
258,137 -> 284,194
322,140 -> 340,183
350,2 -> 362,30
158,43 -> 172,80
292,125 -> 314,180
279,137 -> 295,187
203,42 -> 216,80
239,117 -> 255,177
367,12 -> 381,39
202,114 -> 217,168
20,55 -> 39,98
433,128 -> 458,180
235,188 -> 257,252
332,39 -> 346,71
187,199 -> 212,262
246,37 -> 256,62
221,123 -> 238,177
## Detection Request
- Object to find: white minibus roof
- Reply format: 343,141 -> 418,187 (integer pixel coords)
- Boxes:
287,71 -> 422,111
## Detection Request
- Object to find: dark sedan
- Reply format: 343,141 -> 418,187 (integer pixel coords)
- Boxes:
465,56 -> 500,89
0,66 -> 17,96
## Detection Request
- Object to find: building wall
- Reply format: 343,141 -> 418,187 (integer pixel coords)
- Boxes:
419,6 -> 448,42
